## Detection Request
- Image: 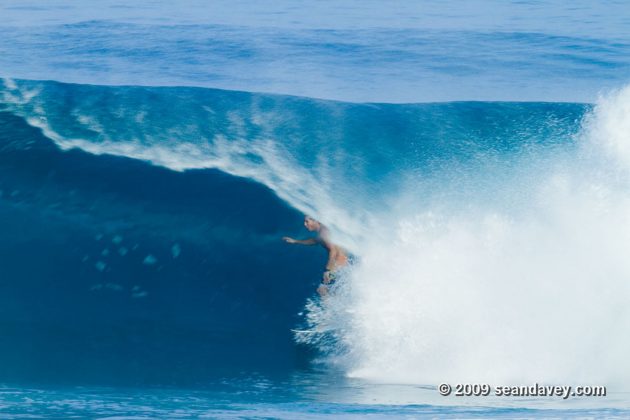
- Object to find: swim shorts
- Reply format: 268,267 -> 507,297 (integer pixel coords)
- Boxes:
322,269 -> 338,285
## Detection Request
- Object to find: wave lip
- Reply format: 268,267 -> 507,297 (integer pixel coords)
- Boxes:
0,78 -> 587,246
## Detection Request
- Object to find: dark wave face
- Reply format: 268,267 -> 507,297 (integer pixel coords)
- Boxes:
0,108 -> 326,385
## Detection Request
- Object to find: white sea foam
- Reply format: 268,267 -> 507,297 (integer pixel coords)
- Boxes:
324,85 -> 630,386
581,86 -> 630,173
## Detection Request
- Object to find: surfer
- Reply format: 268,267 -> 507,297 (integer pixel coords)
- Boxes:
283,216 -> 349,296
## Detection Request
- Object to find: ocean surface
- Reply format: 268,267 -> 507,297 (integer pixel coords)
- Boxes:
1,1 -> 630,418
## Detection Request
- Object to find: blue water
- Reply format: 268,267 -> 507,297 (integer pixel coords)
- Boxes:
2,1 -> 630,418
2,0 -> 630,102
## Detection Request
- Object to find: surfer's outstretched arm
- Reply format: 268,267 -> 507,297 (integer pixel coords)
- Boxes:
283,237 -> 318,245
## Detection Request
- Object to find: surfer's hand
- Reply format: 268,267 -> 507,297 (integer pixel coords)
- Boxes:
282,237 -> 296,244
322,271 -> 331,283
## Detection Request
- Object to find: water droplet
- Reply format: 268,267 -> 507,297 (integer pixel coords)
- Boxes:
143,254 -> 157,265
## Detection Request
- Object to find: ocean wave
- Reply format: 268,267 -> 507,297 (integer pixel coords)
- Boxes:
2,78 -> 629,386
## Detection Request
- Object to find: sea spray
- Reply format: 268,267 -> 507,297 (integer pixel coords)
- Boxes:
322,86 -> 630,386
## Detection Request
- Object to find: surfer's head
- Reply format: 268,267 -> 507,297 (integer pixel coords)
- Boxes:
304,215 -> 321,232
